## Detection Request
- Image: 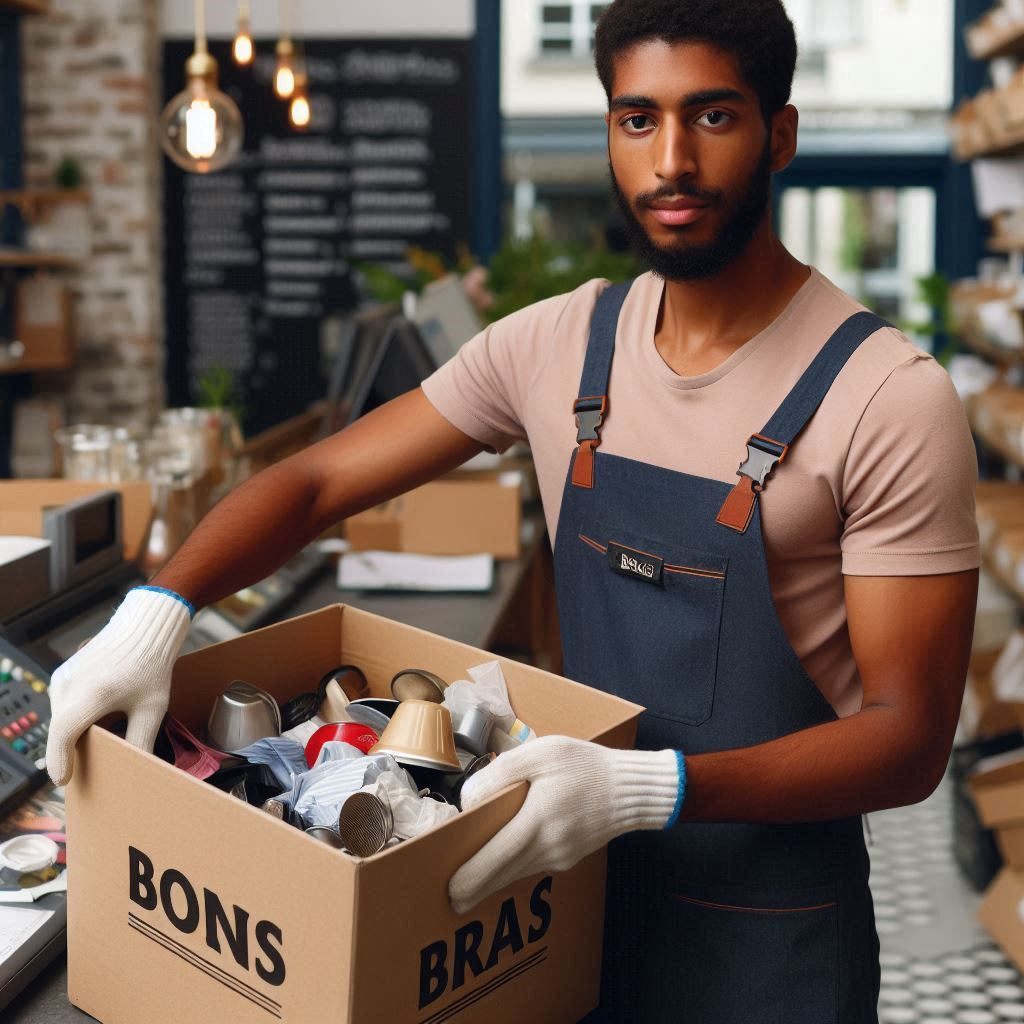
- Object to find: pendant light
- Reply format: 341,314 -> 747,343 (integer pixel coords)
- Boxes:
288,41 -> 310,129
274,0 -> 296,99
232,0 -> 254,66
159,0 -> 244,174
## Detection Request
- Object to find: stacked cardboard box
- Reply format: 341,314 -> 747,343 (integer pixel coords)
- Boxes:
346,476 -> 523,560
972,749 -> 1024,967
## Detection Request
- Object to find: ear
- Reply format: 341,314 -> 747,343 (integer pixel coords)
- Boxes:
604,111 -> 611,128
769,104 -> 799,174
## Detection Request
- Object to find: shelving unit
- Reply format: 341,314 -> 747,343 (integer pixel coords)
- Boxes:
0,188 -> 89,221
0,249 -> 78,268
0,0 -> 50,14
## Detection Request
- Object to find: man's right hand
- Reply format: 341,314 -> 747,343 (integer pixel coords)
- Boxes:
45,586 -> 193,786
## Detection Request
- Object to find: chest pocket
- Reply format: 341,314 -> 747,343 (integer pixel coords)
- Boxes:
559,520 -> 728,728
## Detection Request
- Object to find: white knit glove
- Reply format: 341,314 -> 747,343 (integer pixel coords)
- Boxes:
448,735 -> 683,914
46,587 -> 193,786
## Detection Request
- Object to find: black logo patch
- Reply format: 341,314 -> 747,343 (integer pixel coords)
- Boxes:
607,542 -> 663,585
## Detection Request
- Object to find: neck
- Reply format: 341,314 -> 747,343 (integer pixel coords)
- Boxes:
654,219 -> 810,377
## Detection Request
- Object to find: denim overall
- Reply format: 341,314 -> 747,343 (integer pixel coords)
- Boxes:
555,283 -> 885,1023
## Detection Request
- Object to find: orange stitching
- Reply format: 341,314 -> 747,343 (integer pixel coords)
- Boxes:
665,565 -> 726,580
610,540 -> 660,561
670,894 -> 836,914
579,535 -> 726,580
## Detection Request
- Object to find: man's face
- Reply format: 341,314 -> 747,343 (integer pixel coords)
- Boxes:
606,40 -> 782,281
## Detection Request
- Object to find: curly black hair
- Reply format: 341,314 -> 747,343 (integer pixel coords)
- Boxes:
594,0 -> 798,121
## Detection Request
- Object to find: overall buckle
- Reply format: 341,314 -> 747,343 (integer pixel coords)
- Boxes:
716,434 -> 789,533
573,396 -> 607,444
737,434 -> 789,491
572,396 -> 607,490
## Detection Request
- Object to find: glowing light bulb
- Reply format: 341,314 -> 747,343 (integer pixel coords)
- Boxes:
275,64 -> 295,98
160,54 -> 244,173
185,98 -> 217,158
233,31 -> 254,65
289,92 -> 310,129
275,37 -> 296,98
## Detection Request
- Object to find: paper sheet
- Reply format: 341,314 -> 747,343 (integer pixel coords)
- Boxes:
0,905 -> 54,967
338,551 -> 494,592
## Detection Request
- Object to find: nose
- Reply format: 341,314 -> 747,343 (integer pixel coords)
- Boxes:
653,118 -> 697,185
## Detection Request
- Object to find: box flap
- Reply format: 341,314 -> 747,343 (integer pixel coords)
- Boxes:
340,605 -> 642,742
170,604 -> 345,731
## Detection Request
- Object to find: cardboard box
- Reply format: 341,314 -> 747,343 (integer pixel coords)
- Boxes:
0,480 -> 152,564
977,481 -> 1024,553
346,478 -> 522,559
970,748 -> 1024,870
979,867 -> 1024,972
66,605 -> 641,1024
962,650 -> 1023,741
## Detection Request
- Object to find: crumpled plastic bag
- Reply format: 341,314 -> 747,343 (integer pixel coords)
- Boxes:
280,752 -> 408,828
356,770 -> 459,841
443,661 -> 538,753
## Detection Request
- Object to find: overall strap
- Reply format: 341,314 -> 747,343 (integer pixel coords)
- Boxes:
717,310 -> 891,533
571,281 -> 634,489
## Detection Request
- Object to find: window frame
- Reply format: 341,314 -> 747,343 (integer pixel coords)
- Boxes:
538,1 -> 608,59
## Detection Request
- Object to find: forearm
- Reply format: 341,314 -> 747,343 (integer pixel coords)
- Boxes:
150,457 -> 324,610
679,704 -> 946,824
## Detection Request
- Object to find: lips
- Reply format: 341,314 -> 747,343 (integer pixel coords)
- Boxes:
646,200 -> 710,227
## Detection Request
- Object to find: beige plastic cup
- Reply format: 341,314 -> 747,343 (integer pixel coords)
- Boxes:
368,699 -> 460,771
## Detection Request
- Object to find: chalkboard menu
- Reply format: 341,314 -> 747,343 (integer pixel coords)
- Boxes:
162,38 -> 473,436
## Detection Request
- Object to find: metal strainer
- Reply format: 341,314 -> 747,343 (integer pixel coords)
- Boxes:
338,792 -> 395,857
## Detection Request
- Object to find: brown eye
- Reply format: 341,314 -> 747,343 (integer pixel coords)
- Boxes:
698,110 -> 732,128
623,114 -> 652,131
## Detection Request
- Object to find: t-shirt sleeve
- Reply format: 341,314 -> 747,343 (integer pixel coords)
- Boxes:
421,280 -> 606,453
840,351 -> 980,576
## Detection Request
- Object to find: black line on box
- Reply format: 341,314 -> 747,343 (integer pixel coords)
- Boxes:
420,947 -> 549,1024
128,914 -> 282,1018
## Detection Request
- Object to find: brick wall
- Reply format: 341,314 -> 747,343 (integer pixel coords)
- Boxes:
20,0 -> 164,429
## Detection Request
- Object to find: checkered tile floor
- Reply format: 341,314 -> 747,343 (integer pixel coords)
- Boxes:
872,775 -> 1024,1023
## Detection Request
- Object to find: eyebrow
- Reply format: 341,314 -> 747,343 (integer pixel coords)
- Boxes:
608,88 -> 747,112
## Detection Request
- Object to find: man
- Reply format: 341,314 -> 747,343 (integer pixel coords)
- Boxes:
48,0 -> 979,1019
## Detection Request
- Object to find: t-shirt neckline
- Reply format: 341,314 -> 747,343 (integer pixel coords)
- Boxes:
638,268 -> 820,391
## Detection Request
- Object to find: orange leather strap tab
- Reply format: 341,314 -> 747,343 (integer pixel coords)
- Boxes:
572,440 -> 598,489
716,475 -> 758,533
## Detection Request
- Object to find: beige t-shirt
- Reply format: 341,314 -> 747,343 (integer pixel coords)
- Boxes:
421,269 -> 980,718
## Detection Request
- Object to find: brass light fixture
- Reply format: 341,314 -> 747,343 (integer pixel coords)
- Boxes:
232,0 -> 254,66
159,0 -> 244,173
274,0 -> 296,99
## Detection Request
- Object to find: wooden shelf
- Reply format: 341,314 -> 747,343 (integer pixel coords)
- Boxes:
0,188 -> 89,221
990,236 -> 1024,254
959,321 -> 1024,368
0,249 -> 79,268
969,15 -> 1024,61
0,0 -> 51,13
969,398 -> 1024,470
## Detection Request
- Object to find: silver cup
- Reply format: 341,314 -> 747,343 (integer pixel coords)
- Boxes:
207,681 -> 282,753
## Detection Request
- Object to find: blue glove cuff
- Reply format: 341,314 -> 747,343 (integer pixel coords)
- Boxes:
664,750 -> 686,829
131,585 -> 196,620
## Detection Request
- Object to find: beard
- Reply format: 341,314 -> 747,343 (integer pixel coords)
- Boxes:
610,140 -> 773,282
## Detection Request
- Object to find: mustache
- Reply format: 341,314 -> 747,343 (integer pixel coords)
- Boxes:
633,183 -> 723,207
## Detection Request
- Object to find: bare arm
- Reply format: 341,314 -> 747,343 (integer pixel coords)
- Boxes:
151,388 -> 485,609
679,569 -> 978,823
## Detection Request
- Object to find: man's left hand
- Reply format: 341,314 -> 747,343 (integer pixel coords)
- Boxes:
448,735 -> 683,914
